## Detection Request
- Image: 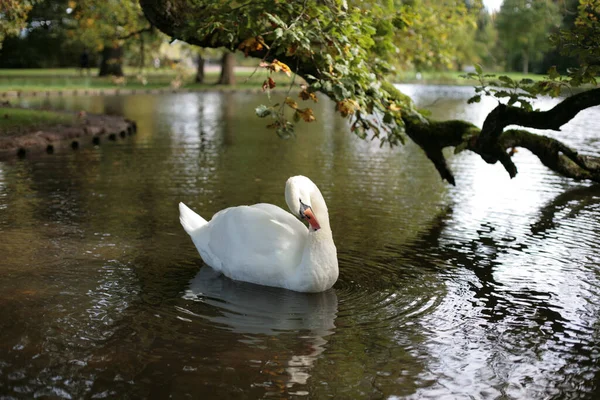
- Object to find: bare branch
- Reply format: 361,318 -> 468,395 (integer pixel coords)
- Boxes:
477,88 -> 600,162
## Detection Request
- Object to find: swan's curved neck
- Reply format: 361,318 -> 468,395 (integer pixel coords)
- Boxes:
308,187 -> 330,232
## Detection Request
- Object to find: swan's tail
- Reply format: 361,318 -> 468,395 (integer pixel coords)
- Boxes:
179,202 -> 208,234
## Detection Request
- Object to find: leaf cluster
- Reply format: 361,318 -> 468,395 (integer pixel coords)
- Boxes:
0,0 -> 40,45
550,0 -> 600,86
169,0 -> 457,146
463,0 -> 600,111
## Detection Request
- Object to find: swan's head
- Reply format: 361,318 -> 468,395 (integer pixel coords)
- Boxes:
285,176 -> 321,231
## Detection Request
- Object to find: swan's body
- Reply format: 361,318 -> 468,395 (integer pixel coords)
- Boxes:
179,176 -> 338,293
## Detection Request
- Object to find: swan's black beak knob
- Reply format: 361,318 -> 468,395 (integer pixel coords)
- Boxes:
299,200 -> 321,231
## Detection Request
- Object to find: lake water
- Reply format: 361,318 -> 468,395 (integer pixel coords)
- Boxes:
1,85 -> 600,399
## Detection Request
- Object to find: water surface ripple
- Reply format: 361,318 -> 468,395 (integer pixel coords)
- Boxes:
0,87 -> 599,398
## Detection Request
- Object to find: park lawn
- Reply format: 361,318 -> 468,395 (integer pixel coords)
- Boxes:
0,67 -> 296,92
0,67 -> 184,77
0,67 -> 549,93
0,107 -> 75,137
394,70 -> 548,85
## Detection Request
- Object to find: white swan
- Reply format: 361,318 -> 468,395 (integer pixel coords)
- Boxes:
179,176 -> 338,293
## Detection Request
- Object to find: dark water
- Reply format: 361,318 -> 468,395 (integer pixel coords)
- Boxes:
1,85 -> 600,399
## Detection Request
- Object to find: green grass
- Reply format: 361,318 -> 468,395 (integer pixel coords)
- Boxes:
0,67 -> 549,93
394,70 -> 548,85
0,107 -> 75,136
0,67 -> 297,92
0,67 -> 183,77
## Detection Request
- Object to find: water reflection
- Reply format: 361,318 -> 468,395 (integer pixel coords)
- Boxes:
3,88 -> 600,399
406,185 -> 600,399
182,267 -> 337,392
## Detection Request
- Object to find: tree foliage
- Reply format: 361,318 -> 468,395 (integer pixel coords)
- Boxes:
0,0 -> 40,46
140,0 -> 600,185
67,0 -> 151,48
495,0 -> 561,73
551,0 -> 600,86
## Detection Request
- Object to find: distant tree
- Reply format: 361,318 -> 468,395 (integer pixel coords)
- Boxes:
0,0 -> 40,46
472,8 -> 499,69
217,52 -> 236,85
540,0 -> 580,73
68,0 -> 154,76
0,0 -> 161,73
496,0 -> 561,73
196,54 -> 205,83
387,0 -> 481,71
0,0 -> 91,68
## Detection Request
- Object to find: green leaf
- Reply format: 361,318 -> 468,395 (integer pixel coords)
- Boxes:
383,112 -> 393,124
475,64 -> 483,75
265,13 -> 288,29
467,95 -> 481,104
255,105 -> 272,118
548,66 -> 560,80
332,84 -> 350,101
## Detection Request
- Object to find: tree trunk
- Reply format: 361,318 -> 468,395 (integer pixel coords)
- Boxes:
139,34 -> 145,72
195,54 -> 205,83
522,50 -> 529,74
99,45 -> 124,77
217,52 -> 235,85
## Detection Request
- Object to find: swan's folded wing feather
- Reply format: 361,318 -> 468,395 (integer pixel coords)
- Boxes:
206,204 -> 307,284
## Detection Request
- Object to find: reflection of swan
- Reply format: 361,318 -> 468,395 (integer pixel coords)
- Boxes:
183,266 -> 338,335
179,176 -> 338,292
183,267 -> 338,386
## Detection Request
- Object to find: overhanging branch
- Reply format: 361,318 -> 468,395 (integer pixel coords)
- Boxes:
139,0 -> 600,186
478,88 -> 600,162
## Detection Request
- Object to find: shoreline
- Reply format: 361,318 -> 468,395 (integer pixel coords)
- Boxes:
0,107 -> 136,160
0,86 -> 271,99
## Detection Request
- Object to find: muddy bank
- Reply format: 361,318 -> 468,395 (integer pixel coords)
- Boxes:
0,108 -> 136,160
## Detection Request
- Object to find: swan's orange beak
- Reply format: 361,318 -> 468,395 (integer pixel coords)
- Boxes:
303,208 -> 321,231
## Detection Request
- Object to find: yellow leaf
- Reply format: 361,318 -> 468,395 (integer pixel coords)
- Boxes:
238,36 -> 265,56
296,108 -> 316,122
273,60 -> 291,77
299,86 -> 318,102
259,59 -> 292,76
336,99 -> 360,117
285,97 -> 298,109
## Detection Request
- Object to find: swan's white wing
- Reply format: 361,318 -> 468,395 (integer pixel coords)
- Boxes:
205,203 -> 308,286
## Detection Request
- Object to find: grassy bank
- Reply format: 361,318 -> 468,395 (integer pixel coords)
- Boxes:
0,67 -> 297,93
394,70 -> 548,85
0,67 -> 550,94
0,107 -> 75,137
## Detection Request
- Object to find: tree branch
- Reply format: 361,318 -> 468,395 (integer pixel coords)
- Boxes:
139,0 -> 600,186
118,25 -> 154,41
499,129 -> 600,181
477,88 -> 600,163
